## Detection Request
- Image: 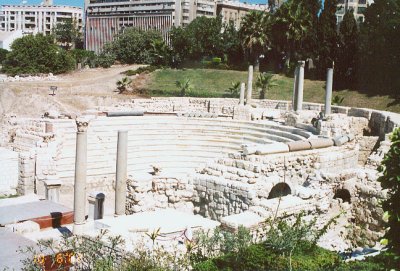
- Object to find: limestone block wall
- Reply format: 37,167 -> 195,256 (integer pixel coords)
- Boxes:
0,147 -> 19,195
193,145 -> 359,221
357,136 -> 380,165
317,114 -> 369,138
322,169 -> 386,248
108,98 -> 400,139
126,176 -> 194,214
17,151 -> 36,195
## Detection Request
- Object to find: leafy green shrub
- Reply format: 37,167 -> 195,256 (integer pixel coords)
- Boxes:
223,81 -> 241,98
192,259 -> 219,271
0,48 -> 8,64
378,127 -> 400,253
2,34 -> 75,75
175,79 -> 192,97
212,57 -> 222,65
70,49 -> 96,67
96,51 -> 115,68
123,65 -> 159,76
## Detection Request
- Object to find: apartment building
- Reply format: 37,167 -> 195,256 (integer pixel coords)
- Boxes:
85,0 -> 217,53
0,1 -> 83,36
216,0 -> 267,29
336,0 -> 374,23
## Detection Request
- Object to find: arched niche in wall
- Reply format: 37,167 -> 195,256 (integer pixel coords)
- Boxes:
333,189 -> 351,203
268,182 -> 291,199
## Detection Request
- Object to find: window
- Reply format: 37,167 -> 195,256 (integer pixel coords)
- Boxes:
359,0 -> 366,4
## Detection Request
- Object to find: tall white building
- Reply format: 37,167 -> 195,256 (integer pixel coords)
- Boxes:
336,0 -> 374,24
0,2 -> 83,36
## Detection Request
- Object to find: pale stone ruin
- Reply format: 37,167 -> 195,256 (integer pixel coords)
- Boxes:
0,65 -> 399,268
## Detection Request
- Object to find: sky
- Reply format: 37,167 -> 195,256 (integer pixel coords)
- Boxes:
1,0 -> 268,7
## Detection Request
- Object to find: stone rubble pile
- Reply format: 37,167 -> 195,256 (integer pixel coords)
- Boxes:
3,73 -> 59,82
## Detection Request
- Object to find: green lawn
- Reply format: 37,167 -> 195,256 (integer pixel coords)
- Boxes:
145,68 -> 400,113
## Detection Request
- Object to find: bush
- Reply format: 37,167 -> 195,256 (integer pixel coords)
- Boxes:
123,65 -> 159,76
0,48 -> 8,64
378,127 -> 400,253
70,49 -> 96,67
96,52 -> 115,68
2,34 -> 75,75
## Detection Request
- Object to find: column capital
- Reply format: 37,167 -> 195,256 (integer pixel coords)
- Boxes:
298,61 -> 305,67
76,118 -> 90,133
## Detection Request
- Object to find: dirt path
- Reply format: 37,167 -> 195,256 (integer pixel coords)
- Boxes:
0,65 -> 144,118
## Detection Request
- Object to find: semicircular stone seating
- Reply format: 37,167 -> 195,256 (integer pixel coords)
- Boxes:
53,116 -> 314,184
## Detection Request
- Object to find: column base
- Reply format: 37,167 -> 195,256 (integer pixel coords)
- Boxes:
73,222 -> 86,235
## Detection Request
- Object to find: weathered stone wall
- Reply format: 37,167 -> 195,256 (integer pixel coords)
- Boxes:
357,136 -> 380,165
0,147 -> 19,195
126,176 -> 194,214
317,114 -> 369,138
321,169 -> 386,248
193,145 -> 359,221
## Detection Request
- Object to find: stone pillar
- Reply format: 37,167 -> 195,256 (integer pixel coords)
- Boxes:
44,178 -> 61,203
324,68 -> 334,116
73,119 -> 89,234
292,66 -> 299,111
115,130 -> 128,216
246,65 -> 253,105
88,192 -> 105,220
239,82 -> 245,106
295,61 -> 305,112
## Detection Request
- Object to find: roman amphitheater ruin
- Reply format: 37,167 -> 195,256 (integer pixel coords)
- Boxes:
0,65 -> 399,267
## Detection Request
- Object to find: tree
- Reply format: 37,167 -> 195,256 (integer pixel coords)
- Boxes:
185,16 -> 224,60
170,26 -> 190,65
378,128 -> 400,253
357,0 -> 400,96
222,22 -> 244,67
256,72 -> 277,99
111,28 -> 165,64
272,0 -> 313,71
2,34 -> 75,75
317,0 -> 339,78
53,18 -> 83,50
336,9 -> 359,88
240,11 -> 271,71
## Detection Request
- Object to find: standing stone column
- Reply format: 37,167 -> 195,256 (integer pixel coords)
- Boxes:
115,130 -> 128,216
239,82 -> 245,106
324,68 -> 334,116
295,61 -> 305,112
292,66 -> 299,110
73,119 -> 89,234
246,65 -> 253,105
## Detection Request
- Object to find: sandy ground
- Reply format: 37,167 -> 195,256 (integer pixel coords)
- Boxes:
0,64 -> 144,119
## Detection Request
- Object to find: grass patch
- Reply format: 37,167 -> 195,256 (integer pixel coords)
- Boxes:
144,68 -> 400,113
0,194 -> 18,199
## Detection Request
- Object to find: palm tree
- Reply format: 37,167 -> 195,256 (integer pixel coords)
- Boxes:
116,76 -> 132,93
273,0 -> 312,68
256,73 -> 278,99
240,11 -> 271,72
175,79 -> 192,97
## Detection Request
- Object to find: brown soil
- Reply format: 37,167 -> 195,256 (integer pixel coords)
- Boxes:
0,65 -> 145,118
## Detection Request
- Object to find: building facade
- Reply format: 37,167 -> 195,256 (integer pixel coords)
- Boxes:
216,0 -> 267,29
0,30 -> 23,50
0,2 -> 83,36
336,0 -> 374,24
85,0 -> 218,53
